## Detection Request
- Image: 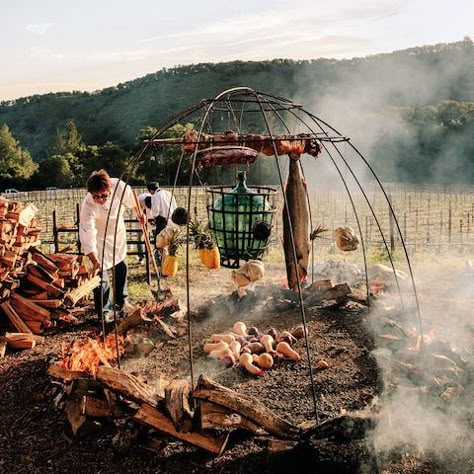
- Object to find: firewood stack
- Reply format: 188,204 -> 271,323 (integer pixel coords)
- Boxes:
49,362 -> 304,454
0,197 -> 100,354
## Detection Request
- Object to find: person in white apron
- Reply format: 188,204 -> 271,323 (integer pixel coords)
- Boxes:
79,169 -> 136,322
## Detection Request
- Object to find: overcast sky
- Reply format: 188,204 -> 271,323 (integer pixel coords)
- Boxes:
0,0 -> 472,101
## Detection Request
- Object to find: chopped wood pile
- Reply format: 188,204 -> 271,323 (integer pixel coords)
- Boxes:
49,362 -> 310,454
0,197 -> 100,355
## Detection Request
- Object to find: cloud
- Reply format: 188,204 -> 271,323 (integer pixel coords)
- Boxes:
26,23 -> 54,35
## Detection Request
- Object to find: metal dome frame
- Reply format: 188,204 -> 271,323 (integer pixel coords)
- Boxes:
97,86 -> 423,423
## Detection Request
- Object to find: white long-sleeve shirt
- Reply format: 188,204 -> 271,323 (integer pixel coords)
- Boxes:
137,192 -> 153,221
79,178 -> 135,270
150,188 -> 177,221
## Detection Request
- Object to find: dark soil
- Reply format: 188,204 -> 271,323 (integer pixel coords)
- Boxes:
1,269 -> 473,473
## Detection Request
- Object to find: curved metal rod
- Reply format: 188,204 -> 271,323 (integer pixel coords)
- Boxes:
287,107 -> 406,308
301,110 -> 416,323
252,89 -> 319,423
347,141 -> 423,341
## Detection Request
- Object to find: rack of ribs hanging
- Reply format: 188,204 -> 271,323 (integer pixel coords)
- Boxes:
147,131 -> 323,167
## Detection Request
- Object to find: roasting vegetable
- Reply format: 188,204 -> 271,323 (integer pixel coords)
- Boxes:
291,325 -> 307,340
233,322 -> 248,337
277,331 -> 297,346
256,353 -> 274,369
267,328 -> 279,340
210,333 -> 235,345
204,341 -> 229,354
276,341 -> 300,361
248,326 -> 262,338
260,334 -> 275,353
229,340 -> 241,359
318,359 -> 330,369
209,347 -> 235,367
239,353 -> 264,376
247,342 -> 265,354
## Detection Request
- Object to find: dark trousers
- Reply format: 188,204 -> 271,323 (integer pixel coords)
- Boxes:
93,260 -> 128,314
154,216 -> 168,270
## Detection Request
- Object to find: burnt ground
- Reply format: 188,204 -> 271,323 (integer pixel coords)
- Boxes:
0,267 -> 473,473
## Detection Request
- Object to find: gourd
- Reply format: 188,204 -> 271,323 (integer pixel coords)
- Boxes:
239,353 -> 264,376
276,341 -> 300,361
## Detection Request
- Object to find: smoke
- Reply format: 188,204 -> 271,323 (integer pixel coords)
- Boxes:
294,39 -> 474,186
365,260 -> 474,467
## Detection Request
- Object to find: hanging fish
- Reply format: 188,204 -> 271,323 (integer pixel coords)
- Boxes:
335,226 -> 360,251
283,157 -> 310,290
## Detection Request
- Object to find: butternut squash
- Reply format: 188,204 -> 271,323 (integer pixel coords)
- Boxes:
239,353 -> 264,376
276,341 -> 300,361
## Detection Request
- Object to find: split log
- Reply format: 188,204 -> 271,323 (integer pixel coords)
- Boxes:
65,398 -> 86,435
322,283 -> 352,301
96,366 -> 165,407
155,318 -> 176,338
81,396 -> 112,417
64,276 -> 101,307
193,375 -> 300,439
10,292 -> 51,322
304,411 -> 377,441
117,307 -> 151,335
30,248 -> 59,273
34,299 -> 63,309
134,403 -> 229,454
0,301 -> 32,333
0,340 -> 6,357
200,401 -> 267,435
165,380 -> 194,432
24,320 -> 43,334
26,273 -> 64,298
5,332 -> 44,344
48,362 -> 88,382
1,336 -> 35,350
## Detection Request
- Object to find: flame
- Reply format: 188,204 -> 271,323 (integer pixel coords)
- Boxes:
59,333 -> 124,376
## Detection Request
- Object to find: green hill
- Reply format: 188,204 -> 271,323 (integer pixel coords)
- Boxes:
0,37 -> 473,184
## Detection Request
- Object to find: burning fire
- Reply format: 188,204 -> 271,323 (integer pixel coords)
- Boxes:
59,333 -> 124,376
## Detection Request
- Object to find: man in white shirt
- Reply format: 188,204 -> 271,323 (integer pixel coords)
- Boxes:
79,169 -> 136,322
150,183 -> 177,240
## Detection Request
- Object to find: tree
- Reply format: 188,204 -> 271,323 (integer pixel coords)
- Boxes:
52,119 -> 83,155
34,154 -> 74,188
0,124 -> 37,186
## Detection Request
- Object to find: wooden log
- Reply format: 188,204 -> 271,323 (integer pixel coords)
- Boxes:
322,283 -> 352,301
48,362 -> 88,382
64,276 -> 101,307
200,401 -> 267,435
1,336 -> 35,350
26,262 -> 57,283
34,299 -> 63,309
24,320 -> 43,334
96,366 -> 165,406
165,380 -> 194,432
11,292 -> 51,321
0,339 -> 6,357
26,273 -> 64,298
193,375 -> 300,439
81,396 -> 112,417
5,332 -> 44,344
0,301 -> 32,333
134,403 -> 229,454
65,398 -> 86,435
117,307 -> 152,335
30,248 -> 59,273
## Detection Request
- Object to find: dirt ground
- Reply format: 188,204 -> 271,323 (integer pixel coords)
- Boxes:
0,263 -> 473,473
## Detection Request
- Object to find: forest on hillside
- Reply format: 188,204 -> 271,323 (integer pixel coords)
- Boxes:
0,38 -> 473,189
